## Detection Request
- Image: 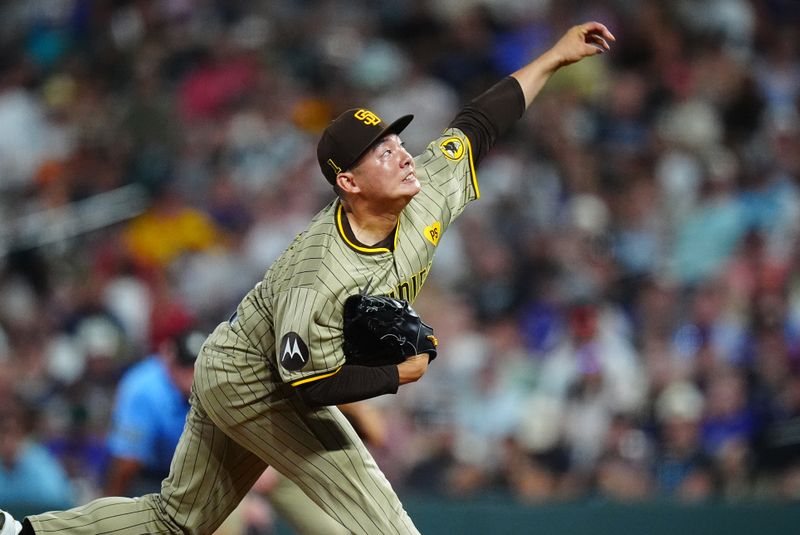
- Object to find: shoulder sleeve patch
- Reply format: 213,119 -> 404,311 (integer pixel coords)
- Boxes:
279,332 -> 310,371
439,136 -> 465,161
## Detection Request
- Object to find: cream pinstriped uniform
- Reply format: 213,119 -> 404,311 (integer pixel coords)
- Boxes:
27,127 -> 478,535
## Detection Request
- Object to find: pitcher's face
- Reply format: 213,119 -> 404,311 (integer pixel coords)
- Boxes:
350,134 -> 420,204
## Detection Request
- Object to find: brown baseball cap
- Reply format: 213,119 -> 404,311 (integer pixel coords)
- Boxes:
317,108 -> 413,184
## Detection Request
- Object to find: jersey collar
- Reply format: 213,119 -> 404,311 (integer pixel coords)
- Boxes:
335,202 -> 398,254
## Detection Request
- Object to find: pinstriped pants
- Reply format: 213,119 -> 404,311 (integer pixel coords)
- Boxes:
28,345 -> 420,535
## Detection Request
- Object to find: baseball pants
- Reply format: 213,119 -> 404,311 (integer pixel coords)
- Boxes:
267,473 -> 349,535
27,345 -> 420,535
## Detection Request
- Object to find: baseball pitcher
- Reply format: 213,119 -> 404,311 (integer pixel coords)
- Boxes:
1,22 -> 614,535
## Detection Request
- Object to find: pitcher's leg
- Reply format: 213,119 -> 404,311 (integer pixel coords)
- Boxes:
277,402 -> 418,535
200,389 -> 418,535
265,470 -> 349,535
26,496 -> 180,535
27,397 -> 266,535
193,338 -> 420,535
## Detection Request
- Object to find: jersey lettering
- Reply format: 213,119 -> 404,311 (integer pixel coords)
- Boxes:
387,264 -> 431,303
397,282 -> 411,301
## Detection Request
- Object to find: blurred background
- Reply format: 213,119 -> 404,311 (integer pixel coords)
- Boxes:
1,0 -> 800,533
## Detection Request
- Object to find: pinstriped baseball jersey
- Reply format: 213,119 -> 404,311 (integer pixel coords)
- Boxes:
211,127 -> 478,387
23,127 -> 479,535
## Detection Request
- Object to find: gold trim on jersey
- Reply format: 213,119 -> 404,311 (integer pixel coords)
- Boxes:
290,366 -> 343,387
464,134 -> 480,199
336,203 -> 397,254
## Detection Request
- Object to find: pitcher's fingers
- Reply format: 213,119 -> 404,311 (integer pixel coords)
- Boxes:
588,33 -> 611,51
583,21 -> 616,43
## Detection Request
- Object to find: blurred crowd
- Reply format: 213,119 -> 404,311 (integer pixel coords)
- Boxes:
2,0 -> 800,525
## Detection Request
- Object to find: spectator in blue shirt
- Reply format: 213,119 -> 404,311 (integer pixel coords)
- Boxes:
105,329 -> 204,496
0,397 -> 74,509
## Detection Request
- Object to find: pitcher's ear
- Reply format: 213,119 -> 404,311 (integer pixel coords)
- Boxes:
336,171 -> 360,194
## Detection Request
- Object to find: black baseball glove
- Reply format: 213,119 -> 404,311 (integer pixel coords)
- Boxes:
342,293 -> 438,367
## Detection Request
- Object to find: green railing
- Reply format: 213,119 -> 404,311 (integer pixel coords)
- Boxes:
10,497 -> 800,535
271,495 -> 800,535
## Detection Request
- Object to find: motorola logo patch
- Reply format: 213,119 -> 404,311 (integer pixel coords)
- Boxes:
279,332 -> 309,371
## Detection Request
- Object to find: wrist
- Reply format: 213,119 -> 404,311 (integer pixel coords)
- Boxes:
397,355 -> 428,385
538,48 -> 565,74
